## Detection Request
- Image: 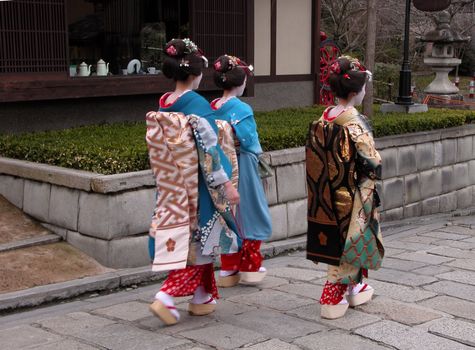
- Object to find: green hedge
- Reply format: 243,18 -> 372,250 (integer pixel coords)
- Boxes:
0,107 -> 473,175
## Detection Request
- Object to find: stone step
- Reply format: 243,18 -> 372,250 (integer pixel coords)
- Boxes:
0,234 -> 61,253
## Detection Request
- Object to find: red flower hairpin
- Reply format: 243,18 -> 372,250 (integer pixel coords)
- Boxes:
343,73 -> 350,79
214,61 -> 222,71
166,45 -> 177,56
329,61 -> 341,74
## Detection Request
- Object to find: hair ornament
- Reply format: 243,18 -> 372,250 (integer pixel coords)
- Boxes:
329,61 -> 341,74
179,59 -> 190,67
166,45 -> 178,56
343,73 -> 350,80
182,38 -> 198,54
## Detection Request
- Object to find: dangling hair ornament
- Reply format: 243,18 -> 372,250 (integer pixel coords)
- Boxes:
179,58 -> 190,68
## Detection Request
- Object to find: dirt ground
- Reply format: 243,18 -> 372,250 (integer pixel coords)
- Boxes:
0,196 -> 50,244
0,242 -> 112,293
0,196 -> 113,294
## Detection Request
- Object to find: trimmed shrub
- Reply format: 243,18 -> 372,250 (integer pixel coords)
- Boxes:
0,107 -> 473,174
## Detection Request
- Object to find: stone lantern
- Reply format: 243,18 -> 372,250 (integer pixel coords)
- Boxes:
421,11 -> 470,96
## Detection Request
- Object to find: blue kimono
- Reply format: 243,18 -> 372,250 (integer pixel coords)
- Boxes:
212,97 -> 272,241
149,90 -> 238,259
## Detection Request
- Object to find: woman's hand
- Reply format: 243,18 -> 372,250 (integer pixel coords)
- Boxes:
223,181 -> 240,205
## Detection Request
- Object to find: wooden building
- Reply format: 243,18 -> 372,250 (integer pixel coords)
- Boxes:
0,0 -> 321,132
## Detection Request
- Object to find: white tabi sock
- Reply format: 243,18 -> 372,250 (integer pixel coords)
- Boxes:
219,270 -> 238,277
259,267 -> 267,273
155,291 -> 180,320
191,285 -> 216,305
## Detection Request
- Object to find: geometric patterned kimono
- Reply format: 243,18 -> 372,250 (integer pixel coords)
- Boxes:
146,111 -> 240,272
306,107 -> 384,285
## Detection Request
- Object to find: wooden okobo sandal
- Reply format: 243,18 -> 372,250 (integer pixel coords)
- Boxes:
149,300 -> 179,326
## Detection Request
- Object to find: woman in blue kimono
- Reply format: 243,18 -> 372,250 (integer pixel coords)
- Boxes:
148,39 -> 240,325
211,55 -> 272,287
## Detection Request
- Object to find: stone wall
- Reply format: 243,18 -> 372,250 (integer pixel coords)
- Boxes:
1,124 -> 474,268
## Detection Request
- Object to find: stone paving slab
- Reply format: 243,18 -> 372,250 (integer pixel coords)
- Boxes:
354,320 -> 472,350
418,295 -> 475,321
358,296 -> 443,325
0,214 -> 474,350
428,318 -> 475,347
293,330 -> 391,350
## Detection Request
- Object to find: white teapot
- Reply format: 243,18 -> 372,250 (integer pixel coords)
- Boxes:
78,62 -> 91,77
96,59 -> 109,76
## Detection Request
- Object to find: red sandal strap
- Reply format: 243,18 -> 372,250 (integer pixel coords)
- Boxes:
203,298 -> 215,305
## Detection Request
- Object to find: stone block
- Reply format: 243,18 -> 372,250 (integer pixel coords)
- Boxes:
90,170 -> 154,193
403,202 -> 421,218
41,223 -> 68,239
94,301 -> 151,322
416,142 -> 435,171
23,179 -> 51,222
382,178 -> 403,210
267,267 -> 325,281
397,145 -> 417,176
268,204 -> 288,241
404,174 -> 420,204
268,147 -> 305,166
275,163 -> 306,202
441,138 -> 457,166
37,312 -> 116,336
294,330 -> 388,350
67,231 -> 150,268
370,268 -> 437,286
78,188 -> 155,240
441,165 -> 454,193
434,141 -> 442,166
224,309 -> 322,342
456,136 -> 473,162
380,148 -> 398,179
375,181 -> 384,210
367,279 -> 436,302
179,324 -> 265,350
420,169 -> 442,199
108,235 -> 150,268
413,265 -> 453,276
457,187 -> 473,209
0,325 -> 61,349
355,320 -> 470,350
422,197 -> 440,215
439,192 -> 457,212
469,160 -> 475,185
287,199 -> 307,237
381,257 -> 427,272
247,339 -> 301,350
228,290 -> 313,311
419,296 -> 475,321
393,251 -> 454,265
447,258 -> 475,272
436,269 -> 475,286
261,173 -> 278,205
428,318 -> 475,347
275,282 -> 322,300
453,163 -> 469,190
0,175 -> 24,209
381,207 -> 403,221
424,281 -> 475,302
359,296 -> 442,326
48,185 -> 79,231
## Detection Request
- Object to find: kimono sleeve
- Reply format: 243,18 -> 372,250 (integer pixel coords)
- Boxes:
346,123 -> 382,180
232,115 -> 259,150
193,117 -> 230,186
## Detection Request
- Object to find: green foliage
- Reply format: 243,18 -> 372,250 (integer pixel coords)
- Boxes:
0,107 -> 473,175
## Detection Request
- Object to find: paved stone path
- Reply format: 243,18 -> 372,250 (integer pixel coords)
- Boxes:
1,214 -> 474,349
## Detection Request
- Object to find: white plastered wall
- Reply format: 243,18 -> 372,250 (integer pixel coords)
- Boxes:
254,0 -> 272,76
276,0 -> 312,75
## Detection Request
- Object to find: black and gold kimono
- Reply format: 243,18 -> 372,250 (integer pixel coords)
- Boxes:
306,107 -> 384,284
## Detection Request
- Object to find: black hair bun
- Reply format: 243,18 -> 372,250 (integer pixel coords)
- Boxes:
213,55 -> 233,73
164,39 -> 187,58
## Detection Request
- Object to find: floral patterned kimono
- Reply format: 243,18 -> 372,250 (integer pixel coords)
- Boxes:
146,90 -> 239,299
306,107 -> 384,286
211,97 -> 272,272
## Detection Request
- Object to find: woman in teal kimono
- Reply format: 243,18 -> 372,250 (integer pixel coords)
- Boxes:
211,55 -> 272,287
148,39 -> 240,325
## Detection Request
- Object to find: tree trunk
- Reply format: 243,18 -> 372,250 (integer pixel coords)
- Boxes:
363,0 -> 376,117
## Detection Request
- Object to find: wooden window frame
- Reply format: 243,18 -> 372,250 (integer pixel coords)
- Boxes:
0,0 -> 255,103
